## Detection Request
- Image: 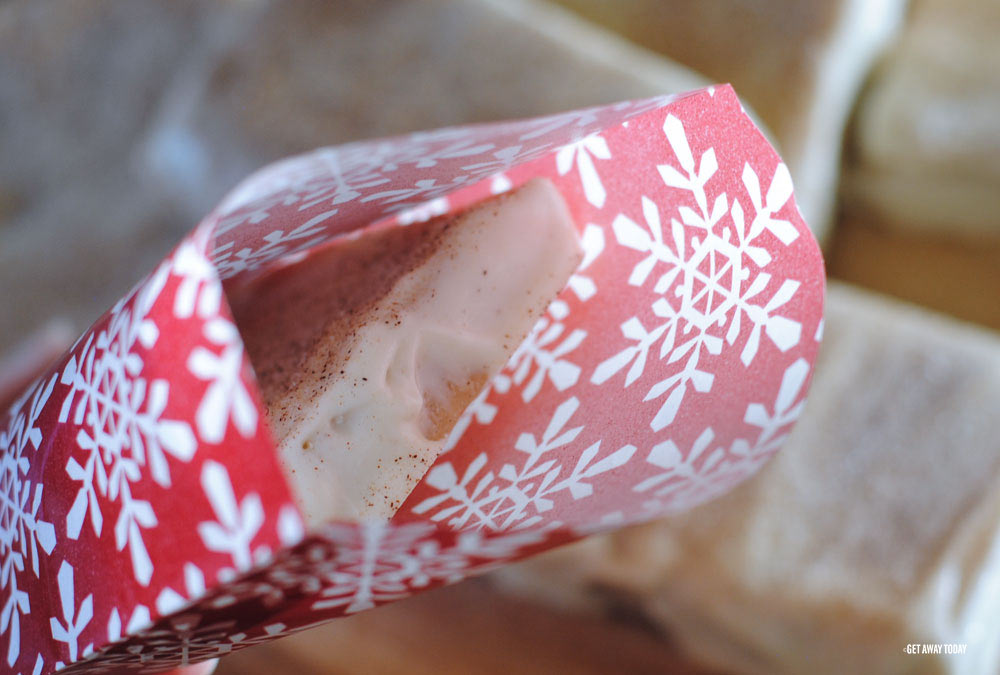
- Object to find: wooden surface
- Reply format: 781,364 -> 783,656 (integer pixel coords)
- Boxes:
214,579 -> 719,675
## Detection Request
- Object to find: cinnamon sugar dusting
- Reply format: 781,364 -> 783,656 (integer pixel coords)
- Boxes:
230,215 -> 453,439
229,178 -> 583,526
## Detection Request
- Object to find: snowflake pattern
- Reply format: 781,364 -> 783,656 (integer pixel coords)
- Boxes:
633,356 -> 812,514
211,215 -> 332,281
1,375 -> 57,666
311,523 -> 473,613
92,612 -> 240,670
592,114 -> 802,431
556,133 -> 611,208
2,219 -> 299,671
506,311 -> 587,404
197,461 -> 268,582
58,264 -> 197,586
65,525 -> 550,672
187,318 -> 257,445
0,86 -> 822,673
413,398 -> 636,532
203,94 -> 683,286
106,604 -> 152,647
49,562 -> 93,664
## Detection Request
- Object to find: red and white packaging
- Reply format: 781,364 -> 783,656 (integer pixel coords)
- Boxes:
0,85 -> 823,673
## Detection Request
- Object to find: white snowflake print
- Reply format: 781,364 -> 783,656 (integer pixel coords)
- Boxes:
632,426 -> 751,513
1,375 -> 57,667
115,613 -> 237,668
360,176 -> 471,209
49,561 -> 94,664
633,427 -> 722,498
155,563 -> 207,616
412,398 -> 636,531
515,104 -> 604,141
634,357 -> 812,512
459,143 -> 557,181
187,317 -> 258,445
592,114 -> 803,431
556,133 -> 610,208
489,172 -> 513,195
58,264 -> 197,587
69,525 -> 546,671
18,654 -> 43,675
310,523 -> 545,613
196,461 -> 267,582
210,141 -> 430,280
506,312 -> 586,404
375,134 -> 496,170
395,196 -> 449,225
180,226 -> 260,446
202,576 -> 287,613
212,148 -> 389,236
328,126 -> 492,177
276,506 -> 305,549
106,604 -> 151,647
222,621 -> 304,655
206,104 -> 618,283
310,523 -> 451,613
170,231 -> 222,322
211,211 -> 334,281
566,223 -> 605,302
212,137 -> 556,280
738,356 -> 810,457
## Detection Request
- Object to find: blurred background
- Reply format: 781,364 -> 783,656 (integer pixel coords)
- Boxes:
2,0 -> 998,673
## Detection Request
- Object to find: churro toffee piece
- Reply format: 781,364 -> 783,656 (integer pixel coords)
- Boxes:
230,179 -> 583,525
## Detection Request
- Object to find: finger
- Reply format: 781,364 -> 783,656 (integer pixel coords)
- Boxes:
0,319 -> 76,410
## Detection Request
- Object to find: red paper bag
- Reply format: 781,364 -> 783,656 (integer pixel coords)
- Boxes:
0,85 -> 823,673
